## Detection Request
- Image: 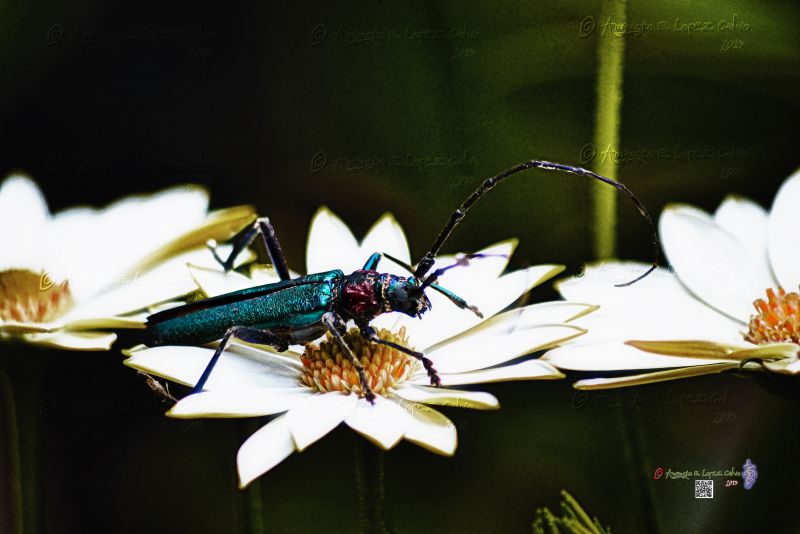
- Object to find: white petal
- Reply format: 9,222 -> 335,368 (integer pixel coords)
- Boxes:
429,359 -> 564,386
475,301 -> 598,329
557,261 -> 677,304
130,205 -> 257,274
426,324 -> 584,374
407,265 -> 565,349
714,196 -> 769,262
305,207 -> 360,274
660,205 -> 775,322
391,396 -> 457,455
573,362 -> 739,389
249,264 -> 300,284
422,240 -> 518,291
60,316 -> 146,331
543,342 -> 738,371
358,213 -> 411,277
124,344 -> 302,389
187,262 -> 266,298
570,309 -> 746,347
49,186 -> 209,300
0,176 -> 50,271
764,358 -> 800,375
393,385 -> 499,409
59,247 -> 217,322
166,387 -> 312,418
285,392 -> 358,451
344,396 -> 408,449
237,415 -> 296,488
0,315 -> 144,334
419,301 -> 594,353
768,169 -> 800,290
22,331 -> 116,350
556,262 -> 745,344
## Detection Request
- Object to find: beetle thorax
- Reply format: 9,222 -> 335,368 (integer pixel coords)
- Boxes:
339,270 -> 384,321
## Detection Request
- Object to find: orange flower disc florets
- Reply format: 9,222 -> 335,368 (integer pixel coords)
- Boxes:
300,327 -> 415,396
0,270 -> 72,323
746,287 -> 800,345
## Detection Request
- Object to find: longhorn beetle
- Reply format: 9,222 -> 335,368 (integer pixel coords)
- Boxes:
145,160 -> 660,402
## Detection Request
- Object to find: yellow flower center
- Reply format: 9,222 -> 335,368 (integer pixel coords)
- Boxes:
300,327 -> 416,396
746,287 -> 800,345
0,269 -> 73,323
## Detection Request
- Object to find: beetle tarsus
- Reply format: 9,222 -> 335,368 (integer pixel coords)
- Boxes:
206,239 -> 231,272
421,356 -> 441,387
363,383 -> 377,404
466,304 -> 483,318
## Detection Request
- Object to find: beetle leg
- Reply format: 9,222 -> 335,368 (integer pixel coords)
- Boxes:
362,252 -> 382,270
207,217 -> 259,271
359,325 -> 441,387
322,312 -> 375,404
193,325 -> 289,393
208,216 -> 291,281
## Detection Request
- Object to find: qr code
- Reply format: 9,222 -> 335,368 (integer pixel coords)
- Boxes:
695,480 -> 713,498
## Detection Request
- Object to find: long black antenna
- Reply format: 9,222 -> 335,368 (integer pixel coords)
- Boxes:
413,160 -> 660,287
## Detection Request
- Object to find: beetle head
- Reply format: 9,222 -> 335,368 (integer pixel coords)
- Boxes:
383,275 -> 431,318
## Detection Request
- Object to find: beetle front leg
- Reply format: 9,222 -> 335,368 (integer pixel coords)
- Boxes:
321,312 -> 376,404
208,216 -> 291,280
362,252 -> 382,270
193,325 -> 290,393
359,325 -> 441,387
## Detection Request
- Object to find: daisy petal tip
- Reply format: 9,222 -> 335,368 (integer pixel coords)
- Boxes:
237,465 -> 262,490
312,205 -> 338,221
566,303 -> 601,322
719,193 -> 752,206
549,370 -> 567,380
487,237 -> 519,257
121,344 -> 148,358
164,406 -> 191,419
475,392 -> 500,410
661,202 -> 694,214
359,433 -> 401,451
441,441 -> 457,457
572,379 -> 601,390
376,211 -> 399,225
236,416 -> 296,486
410,430 -> 458,457
101,337 -> 117,350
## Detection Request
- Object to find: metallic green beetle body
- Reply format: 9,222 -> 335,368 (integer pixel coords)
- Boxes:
146,270 -> 343,347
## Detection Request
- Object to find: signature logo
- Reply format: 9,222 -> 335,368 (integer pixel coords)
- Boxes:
742,459 -> 757,490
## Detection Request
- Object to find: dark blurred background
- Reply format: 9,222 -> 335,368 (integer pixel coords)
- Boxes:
1,1 -> 799,532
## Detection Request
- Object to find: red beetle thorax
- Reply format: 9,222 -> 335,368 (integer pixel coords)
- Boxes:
341,270 -> 381,318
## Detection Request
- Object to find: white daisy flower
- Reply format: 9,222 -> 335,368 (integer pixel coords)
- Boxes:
125,207 -> 594,487
0,174 -> 255,351
543,169 -> 800,389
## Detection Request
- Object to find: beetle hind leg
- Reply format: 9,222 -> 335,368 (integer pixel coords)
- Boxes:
193,326 -> 290,393
209,216 -> 292,281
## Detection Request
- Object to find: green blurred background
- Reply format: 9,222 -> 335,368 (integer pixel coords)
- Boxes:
0,0 -> 799,532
